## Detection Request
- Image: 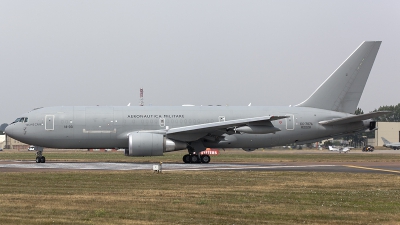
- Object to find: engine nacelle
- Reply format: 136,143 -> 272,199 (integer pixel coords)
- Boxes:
128,132 -> 187,156
235,125 -> 280,134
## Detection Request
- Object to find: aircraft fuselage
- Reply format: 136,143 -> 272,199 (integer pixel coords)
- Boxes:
5,105 -> 370,149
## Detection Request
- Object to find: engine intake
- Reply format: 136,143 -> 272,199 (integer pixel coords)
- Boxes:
128,132 -> 187,156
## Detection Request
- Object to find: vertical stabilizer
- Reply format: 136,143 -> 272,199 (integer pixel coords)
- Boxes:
296,41 -> 381,113
381,137 -> 391,145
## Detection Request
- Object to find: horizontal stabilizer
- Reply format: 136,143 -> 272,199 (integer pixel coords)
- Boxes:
319,111 -> 390,125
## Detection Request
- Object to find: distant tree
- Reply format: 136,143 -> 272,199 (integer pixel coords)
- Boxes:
373,104 -> 400,122
354,108 -> 364,115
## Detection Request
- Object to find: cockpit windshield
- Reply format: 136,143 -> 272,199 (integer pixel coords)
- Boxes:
11,117 -> 28,124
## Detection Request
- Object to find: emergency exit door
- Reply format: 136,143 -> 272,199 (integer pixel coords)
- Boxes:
286,114 -> 294,130
45,115 -> 54,130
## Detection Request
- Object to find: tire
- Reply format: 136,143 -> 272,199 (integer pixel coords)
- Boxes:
190,154 -> 200,163
183,154 -> 190,163
200,155 -> 211,163
35,157 -> 41,163
40,156 -> 46,163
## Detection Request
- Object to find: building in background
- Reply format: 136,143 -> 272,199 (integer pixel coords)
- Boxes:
375,122 -> 400,147
0,134 -> 5,149
0,134 -> 29,150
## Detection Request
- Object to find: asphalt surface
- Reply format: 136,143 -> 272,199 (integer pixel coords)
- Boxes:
0,161 -> 399,174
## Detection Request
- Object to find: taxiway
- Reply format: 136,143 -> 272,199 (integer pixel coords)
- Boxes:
0,161 -> 399,174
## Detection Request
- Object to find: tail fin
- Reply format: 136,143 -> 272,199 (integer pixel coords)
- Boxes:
296,41 -> 381,113
328,146 -> 335,151
381,137 -> 391,145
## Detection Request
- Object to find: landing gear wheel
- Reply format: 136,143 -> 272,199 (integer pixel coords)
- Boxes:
36,157 -> 41,163
183,154 -> 190,163
40,156 -> 46,163
190,154 -> 200,163
200,155 -> 211,163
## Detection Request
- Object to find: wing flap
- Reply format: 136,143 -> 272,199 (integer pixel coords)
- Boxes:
319,111 -> 390,125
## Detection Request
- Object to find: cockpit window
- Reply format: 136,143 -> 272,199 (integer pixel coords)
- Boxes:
11,118 -> 21,124
11,117 -> 28,124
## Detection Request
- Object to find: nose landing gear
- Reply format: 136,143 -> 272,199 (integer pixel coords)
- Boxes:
34,146 -> 45,163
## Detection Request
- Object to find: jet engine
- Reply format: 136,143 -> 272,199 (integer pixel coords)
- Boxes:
127,132 -> 187,156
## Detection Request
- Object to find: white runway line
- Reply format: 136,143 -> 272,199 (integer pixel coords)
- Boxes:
163,165 -> 338,171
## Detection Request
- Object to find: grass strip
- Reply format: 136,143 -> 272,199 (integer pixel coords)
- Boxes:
0,171 -> 399,224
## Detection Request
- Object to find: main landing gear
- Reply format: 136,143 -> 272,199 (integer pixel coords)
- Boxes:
182,154 -> 211,163
183,141 -> 210,163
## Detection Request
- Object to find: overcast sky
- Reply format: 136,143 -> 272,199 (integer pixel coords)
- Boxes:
1,0 -> 399,123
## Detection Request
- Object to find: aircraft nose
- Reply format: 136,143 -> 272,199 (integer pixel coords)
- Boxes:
4,124 -> 14,137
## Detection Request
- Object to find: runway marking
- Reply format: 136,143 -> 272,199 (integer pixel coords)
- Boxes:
345,165 -> 400,174
163,165 -> 337,171
0,162 -> 337,171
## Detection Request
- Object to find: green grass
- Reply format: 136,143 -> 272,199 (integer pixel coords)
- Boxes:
1,149 -> 400,224
0,171 -> 399,224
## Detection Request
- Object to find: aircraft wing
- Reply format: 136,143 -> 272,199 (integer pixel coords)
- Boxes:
319,111 -> 390,125
165,115 -> 288,142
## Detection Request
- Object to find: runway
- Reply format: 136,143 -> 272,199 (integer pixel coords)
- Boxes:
1,161 -> 400,174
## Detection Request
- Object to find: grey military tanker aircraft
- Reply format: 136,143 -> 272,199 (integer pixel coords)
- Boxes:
5,41 -> 388,164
